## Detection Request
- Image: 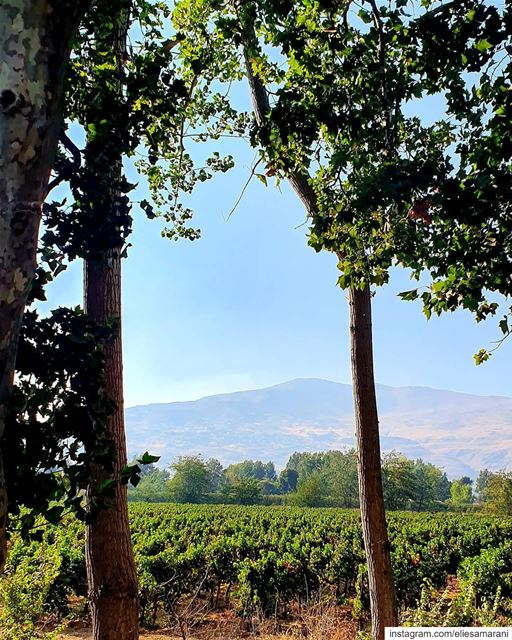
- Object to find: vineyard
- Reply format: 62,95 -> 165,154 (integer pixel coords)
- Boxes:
3,505 -> 512,637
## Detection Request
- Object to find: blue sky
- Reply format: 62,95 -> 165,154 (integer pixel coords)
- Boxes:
40,1 -> 511,407
42,133 -> 511,407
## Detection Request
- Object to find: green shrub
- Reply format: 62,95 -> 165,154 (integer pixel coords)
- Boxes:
0,534 -> 63,640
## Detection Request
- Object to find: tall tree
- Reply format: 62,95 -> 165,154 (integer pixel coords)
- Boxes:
323,450 -> 359,508
382,452 -> 417,510
44,1 -> 238,632
80,6 -> 139,637
174,2 -> 511,636
481,471 -> 512,516
475,469 -> 493,503
168,455 -> 213,503
172,1 -> 400,630
450,479 -> 474,509
229,5 -> 398,634
0,0 -> 91,570
411,460 -> 450,511
291,472 -> 325,507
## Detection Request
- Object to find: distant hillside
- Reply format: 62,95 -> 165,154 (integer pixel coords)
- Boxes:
125,378 -> 512,478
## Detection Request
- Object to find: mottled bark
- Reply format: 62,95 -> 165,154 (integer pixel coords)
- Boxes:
349,286 -> 398,640
84,253 -> 139,640
0,0 -> 89,570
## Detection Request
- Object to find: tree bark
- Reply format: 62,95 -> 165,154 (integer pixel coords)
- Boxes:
84,252 -> 139,640
0,0 -> 89,570
349,286 -> 398,639
83,6 -> 139,638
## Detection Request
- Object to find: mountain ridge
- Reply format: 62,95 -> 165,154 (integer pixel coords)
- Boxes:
127,378 -> 512,410
125,378 -> 512,478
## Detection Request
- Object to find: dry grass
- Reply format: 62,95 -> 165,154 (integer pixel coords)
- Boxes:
58,604 -> 358,640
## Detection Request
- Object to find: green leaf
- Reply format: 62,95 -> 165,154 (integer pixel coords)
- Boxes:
45,505 -> 64,525
53,263 -> 67,277
499,317 -> 509,335
398,289 -> 418,301
139,452 -> 160,465
357,9 -> 372,24
98,478 -> 116,494
141,199 -> 157,219
474,349 -> 491,365
475,39 -> 492,53
255,173 -> 268,186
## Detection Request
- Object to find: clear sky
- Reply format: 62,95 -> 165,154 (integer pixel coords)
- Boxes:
41,131 -> 511,407
39,2 -> 511,407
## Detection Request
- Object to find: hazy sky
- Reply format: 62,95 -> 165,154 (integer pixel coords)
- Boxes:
42,132 -> 511,407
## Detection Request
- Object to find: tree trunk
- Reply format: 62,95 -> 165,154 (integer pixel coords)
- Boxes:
83,5 -> 139,637
84,252 -> 139,640
241,31 -> 398,637
349,286 -> 398,639
0,0 -> 89,570
0,200 -> 40,569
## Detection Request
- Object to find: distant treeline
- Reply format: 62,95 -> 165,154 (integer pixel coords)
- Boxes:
127,450 -> 512,514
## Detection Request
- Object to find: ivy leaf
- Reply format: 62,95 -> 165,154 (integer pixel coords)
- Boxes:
53,263 -> 67,277
120,463 -> 141,486
138,452 -> 160,465
140,199 -> 157,219
45,505 -> 64,525
98,478 -> 116,494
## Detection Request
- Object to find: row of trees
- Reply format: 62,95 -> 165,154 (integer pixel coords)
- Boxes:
129,455 -> 278,503
128,450 -> 511,513
1,1 -> 511,638
1,3 -> 214,637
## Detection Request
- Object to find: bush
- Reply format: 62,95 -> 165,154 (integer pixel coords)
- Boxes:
0,534 -> 63,640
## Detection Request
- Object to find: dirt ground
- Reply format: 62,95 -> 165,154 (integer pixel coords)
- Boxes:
60,633 -> 291,640
58,606 -> 358,640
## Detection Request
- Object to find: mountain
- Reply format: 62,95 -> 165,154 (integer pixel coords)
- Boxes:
125,378 -> 512,478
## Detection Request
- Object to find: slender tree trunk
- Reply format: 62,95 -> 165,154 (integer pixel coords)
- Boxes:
83,6 -> 139,637
84,251 -> 139,640
241,31 -> 398,636
349,286 -> 397,639
0,0 -> 89,570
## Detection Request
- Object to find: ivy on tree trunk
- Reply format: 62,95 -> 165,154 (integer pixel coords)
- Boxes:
79,6 -> 140,637
84,251 -> 139,640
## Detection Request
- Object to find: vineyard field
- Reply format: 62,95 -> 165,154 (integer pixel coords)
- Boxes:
3,505 -> 512,635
